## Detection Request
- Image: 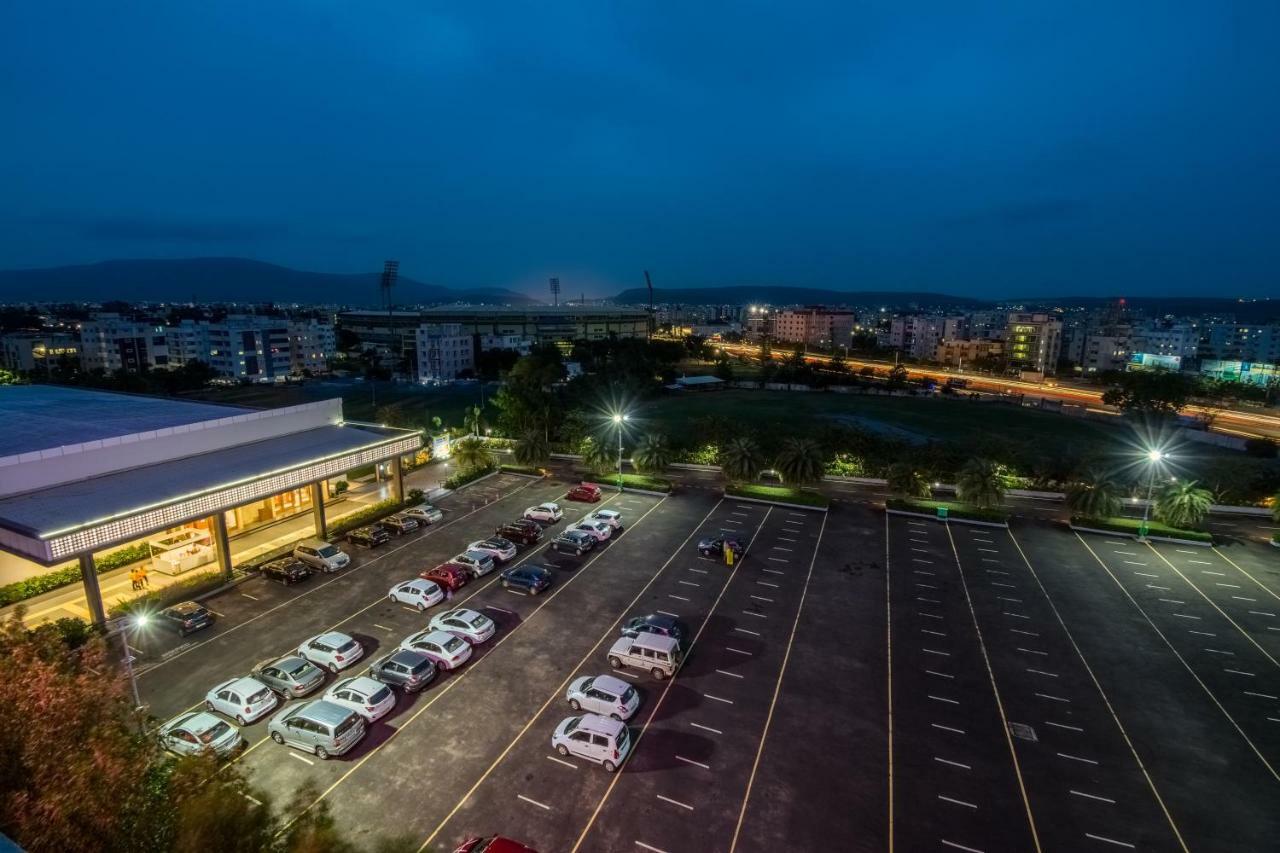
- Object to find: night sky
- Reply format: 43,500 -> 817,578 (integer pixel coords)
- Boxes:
2,2 -> 1278,298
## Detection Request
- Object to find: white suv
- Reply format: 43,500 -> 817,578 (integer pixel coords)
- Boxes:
571,520 -> 612,542
293,539 -> 350,573
467,537 -> 517,563
452,550 -> 497,578
552,713 -> 633,771
298,631 -> 364,673
524,502 -> 563,523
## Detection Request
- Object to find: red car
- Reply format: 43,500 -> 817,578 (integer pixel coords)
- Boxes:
566,482 -> 602,503
420,563 -> 470,592
455,837 -> 538,853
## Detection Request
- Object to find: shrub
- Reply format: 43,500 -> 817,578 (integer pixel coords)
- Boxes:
500,463 -> 545,477
825,452 -> 866,477
886,497 -> 1008,524
407,488 -> 425,505
0,543 -> 152,608
109,572 -> 228,618
329,498 -> 411,537
444,463 -> 497,490
726,483 -> 829,508
585,473 -> 672,493
1070,515 -> 1214,543
333,480 -> 350,495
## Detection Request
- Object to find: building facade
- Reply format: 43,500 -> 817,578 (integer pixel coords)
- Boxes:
934,338 -> 1003,368
0,331 -> 79,373
288,318 -> 336,374
1004,312 -> 1063,375
415,324 -> 475,383
78,315 -> 170,373
770,308 -> 858,347
207,315 -> 293,382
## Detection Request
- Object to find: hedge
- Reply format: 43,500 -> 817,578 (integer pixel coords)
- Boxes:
590,473 -> 673,493
0,543 -> 152,608
727,483 -> 829,508
887,497 -> 1009,523
108,572 -> 229,619
1071,515 -> 1214,543
500,464 -> 546,477
329,497 -> 412,537
445,463 -> 497,490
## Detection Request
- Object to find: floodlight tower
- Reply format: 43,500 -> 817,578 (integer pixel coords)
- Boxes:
380,260 -> 399,310
550,277 -> 561,306
644,269 -> 655,340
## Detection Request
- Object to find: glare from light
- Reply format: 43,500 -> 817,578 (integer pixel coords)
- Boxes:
133,614 -> 150,629
1147,449 -> 1164,463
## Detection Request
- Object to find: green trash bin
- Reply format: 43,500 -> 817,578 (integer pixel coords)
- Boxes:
937,505 -> 949,520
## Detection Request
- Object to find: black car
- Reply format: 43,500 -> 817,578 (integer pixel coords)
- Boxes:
347,525 -> 391,548
381,514 -> 420,535
366,649 -> 437,693
622,613 -> 689,649
550,529 -> 596,556
496,521 -> 542,546
158,601 -> 214,637
258,557 -> 311,585
698,536 -> 744,559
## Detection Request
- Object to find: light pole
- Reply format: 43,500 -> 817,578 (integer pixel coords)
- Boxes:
611,413 -> 629,491
1140,449 -> 1165,538
110,613 -> 149,729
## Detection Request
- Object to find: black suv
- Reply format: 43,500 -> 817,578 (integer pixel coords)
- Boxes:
496,521 -> 542,546
622,613 -> 689,649
347,525 -> 391,548
258,557 -> 311,585
366,649 -> 437,693
158,601 -> 214,637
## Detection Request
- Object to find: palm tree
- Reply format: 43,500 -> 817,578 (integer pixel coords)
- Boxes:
956,458 -> 1005,509
430,416 -> 443,433
451,436 -> 493,472
1066,469 -> 1123,520
886,462 -> 930,498
463,405 -> 483,437
1272,489 -> 1280,522
1155,480 -> 1213,529
580,436 -> 613,474
632,433 -> 673,475
513,428 -> 549,467
774,437 -> 825,487
721,436 -> 764,483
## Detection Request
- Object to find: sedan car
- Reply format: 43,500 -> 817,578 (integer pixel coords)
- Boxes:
421,563 -> 469,592
566,483 -> 603,503
258,557 -> 311,585
298,631 -> 364,673
550,529 -> 596,556
388,578 -> 444,611
585,509 -> 623,530
698,536 -> 744,560
252,654 -> 326,698
347,525 -> 391,548
404,503 -> 445,525
622,613 -> 689,649
566,674 -> 640,721
158,601 -> 214,637
454,837 -> 539,853
467,537 -> 517,563
323,675 -> 396,723
523,502 -> 563,524
429,608 -> 496,644
158,711 -> 244,758
399,628 -> 473,670
366,649 -> 437,693
205,676 -> 279,725
451,550 -> 497,578
500,565 -> 552,595
381,513 -> 420,535
496,521 -> 542,546
570,520 -> 612,542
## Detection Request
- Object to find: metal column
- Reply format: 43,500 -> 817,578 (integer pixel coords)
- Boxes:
213,513 -> 233,580
392,456 -> 405,503
79,554 -> 106,626
311,481 -> 327,540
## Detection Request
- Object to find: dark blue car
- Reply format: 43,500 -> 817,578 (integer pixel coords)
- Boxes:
500,565 -> 553,595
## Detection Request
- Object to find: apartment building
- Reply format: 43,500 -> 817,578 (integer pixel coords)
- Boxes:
934,338 -> 1003,368
207,315 -> 292,382
1200,322 -> 1280,364
1004,312 -> 1062,375
770,308 -> 858,347
888,315 -> 967,360
288,318 -> 336,374
78,315 -> 170,373
0,331 -> 79,373
415,323 -> 474,383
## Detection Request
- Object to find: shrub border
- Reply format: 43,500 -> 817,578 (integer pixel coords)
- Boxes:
886,497 -> 1010,525
724,484 -> 830,511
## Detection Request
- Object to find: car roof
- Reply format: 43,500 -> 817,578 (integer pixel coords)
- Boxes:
590,674 -> 631,695
621,631 -> 680,652
389,649 -> 430,665
413,628 -> 455,643
594,509 -> 620,517
297,538 -> 330,548
462,549 -> 490,559
574,713 -> 626,735
317,631 -> 353,645
538,502 -> 560,509
165,601 -> 204,615
640,613 -> 678,629
333,675 -> 382,694
216,676 -> 265,694
439,607 -> 482,621
297,699 -> 359,727
172,710 -> 223,733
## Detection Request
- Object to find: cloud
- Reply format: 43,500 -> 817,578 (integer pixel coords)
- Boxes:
941,199 -> 1088,228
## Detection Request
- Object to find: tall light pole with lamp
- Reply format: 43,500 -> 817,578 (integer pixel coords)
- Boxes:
1139,448 -> 1166,539
611,412 -> 629,491
108,613 -> 150,729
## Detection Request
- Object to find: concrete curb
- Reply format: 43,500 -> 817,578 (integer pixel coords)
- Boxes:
584,481 -> 672,498
725,493 -> 829,513
1069,523 -> 1214,548
885,507 -> 1010,529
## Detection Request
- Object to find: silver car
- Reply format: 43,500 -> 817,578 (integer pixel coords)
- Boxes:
451,549 -> 497,578
205,676 -> 278,725
404,504 -> 444,525
158,711 -> 244,758
252,655 -> 326,698
267,699 -> 366,760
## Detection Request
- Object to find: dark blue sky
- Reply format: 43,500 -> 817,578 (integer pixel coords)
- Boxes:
3,2 -> 1278,298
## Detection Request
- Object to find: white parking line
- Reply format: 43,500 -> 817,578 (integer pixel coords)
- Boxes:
1016,647 -> 1048,656
1044,720 -> 1083,732
919,611 -> 944,619
1057,752 -> 1099,765
1010,628 -> 1039,637
935,756 -> 971,769
676,754 -> 712,769
518,794 -> 551,810
241,593 -> 259,601
690,722 -> 722,735
1224,669 -> 1256,677
704,692 -> 734,704
546,755 -> 577,769
923,648 -> 951,656
657,794 -> 694,811
1201,570 -> 1226,576
1027,668 -> 1059,678
635,842 -> 669,853
938,794 -> 977,809
679,580 -> 700,587
688,567 -> 708,574
373,623 -> 393,631
726,647 -> 752,655
1035,692 -> 1070,703
288,753 -> 314,766
763,568 -> 785,575
1070,789 -> 1116,804
941,841 -> 984,853
668,594 -> 691,602
751,594 -> 774,603
1134,571 -> 1159,578
757,580 -> 779,588
734,627 -> 761,636
928,694 -> 959,705
717,669 -> 744,679
922,629 -> 946,637
1085,833 -> 1135,849
925,669 -> 953,678
768,557 -> 789,563
656,609 -> 679,617
1244,691 -> 1280,700
742,610 -> 767,618
932,722 -> 965,733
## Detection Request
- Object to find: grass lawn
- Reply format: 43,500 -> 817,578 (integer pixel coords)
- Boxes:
585,472 -> 673,492
726,483 -> 829,508
1072,515 -> 1214,542
887,497 -> 1009,523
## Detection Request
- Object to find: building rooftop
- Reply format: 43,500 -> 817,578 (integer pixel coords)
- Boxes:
0,385 -> 252,458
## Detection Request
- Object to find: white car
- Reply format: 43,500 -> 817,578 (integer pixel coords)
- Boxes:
205,676 -> 279,725
388,578 -> 444,611
452,550 -> 497,578
323,675 -> 396,723
158,711 -> 244,758
566,674 -> 640,721
298,631 -> 365,673
586,509 -> 623,530
467,537 -> 517,563
551,713 -> 632,772
429,608 -> 496,645
399,628 -> 473,670
404,504 -> 444,525
571,520 -> 612,542
524,502 -> 563,524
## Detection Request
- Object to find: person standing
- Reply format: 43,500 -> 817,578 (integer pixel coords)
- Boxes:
128,568 -> 140,591
139,566 -> 150,588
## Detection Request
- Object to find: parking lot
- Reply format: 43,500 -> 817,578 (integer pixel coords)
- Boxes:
137,474 -> 1280,853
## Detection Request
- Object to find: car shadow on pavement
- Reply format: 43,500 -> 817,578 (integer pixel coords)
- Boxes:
622,723 -> 716,773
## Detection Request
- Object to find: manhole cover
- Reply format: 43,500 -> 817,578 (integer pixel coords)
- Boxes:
1008,722 -> 1038,742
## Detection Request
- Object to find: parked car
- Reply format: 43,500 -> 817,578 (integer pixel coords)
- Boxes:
565,674 -> 640,721
323,675 -> 396,723
452,550 -> 497,578
158,601 -> 214,637
697,535 -> 744,560
566,483 -> 602,503
252,654 -> 326,698
404,504 -> 445,525
293,539 -> 350,572
158,711 -> 244,758
366,649 -> 437,693
298,631 -> 364,673
381,513 -> 420,535
399,629 -> 473,670
347,525 -> 391,549
496,521 -> 542,545
429,608 -> 496,644
585,509 -> 623,530
267,699 -> 366,760
608,632 -> 682,679
570,520 -> 612,542
551,713 -> 632,771
467,537 -> 517,563
205,676 -> 279,725
500,565 -> 552,596
550,529 -> 596,556
621,613 -> 689,649
421,563 -> 469,592
523,502 -> 563,523
454,837 -> 539,853
388,578 -> 444,611
258,557 -> 311,585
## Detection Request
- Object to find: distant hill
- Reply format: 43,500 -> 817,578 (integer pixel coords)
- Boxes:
0,258 -> 538,306
612,286 -> 989,308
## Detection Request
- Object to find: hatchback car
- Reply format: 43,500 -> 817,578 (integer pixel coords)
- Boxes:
429,608 -> 496,644
571,520 -> 612,542
323,675 -> 396,723
366,649 -> 437,693
566,674 -> 640,721
259,557 -> 311,585
621,613 -> 689,649
698,536 -> 744,559
347,525 -> 391,548
501,565 -> 552,595
293,538 -> 350,572
267,699 -> 366,760
496,521 -> 542,546
399,628 -> 473,670
550,529 -> 596,556
388,578 -> 444,611
298,631 -> 364,673
566,483 -> 603,503
205,676 -> 279,725
551,713 -> 632,771
404,504 -> 445,525
158,601 -> 214,637
523,502 -> 563,523
381,513 -> 420,535
585,509 -> 623,530
158,710 -> 245,758
252,654 -> 326,698
421,563 -> 469,592
452,549 -> 497,578
467,537 -> 517,562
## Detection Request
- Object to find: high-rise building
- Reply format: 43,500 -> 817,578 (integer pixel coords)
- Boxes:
78,315 -> 170,373
288,318 -> 336,375
1004,312 -> 1062,375
769,308 -> 859,347
207,315 -> 292,382
1199,322 -> 1280,364
415,324 -> 474,383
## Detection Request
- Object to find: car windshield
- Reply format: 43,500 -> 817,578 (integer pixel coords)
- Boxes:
564,717 -> 580,734
317,545 -> 339,558
409,659 -> 433,677
581,677 -> 595,691
468,614 -> 489,628
199,721 -> 231,743
443,636 -> 465,652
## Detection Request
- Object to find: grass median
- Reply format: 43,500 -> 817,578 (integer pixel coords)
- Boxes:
1071,515 -> 1214,543
887,497 -> 1009,523
726,483 -> 830,508
586,472 -> 673,493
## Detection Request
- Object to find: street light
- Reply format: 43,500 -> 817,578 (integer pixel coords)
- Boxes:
1139,448 -> 1167,539
110,613 -> 149,728
611,412 -> 629,491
